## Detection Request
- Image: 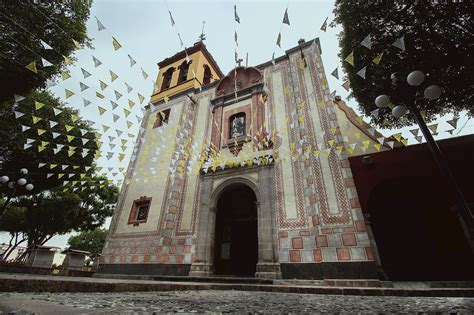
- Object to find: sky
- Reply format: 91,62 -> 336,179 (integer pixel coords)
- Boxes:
1,0 -> 472,249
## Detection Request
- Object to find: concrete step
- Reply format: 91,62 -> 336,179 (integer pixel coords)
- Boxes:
94,273 -> 273,285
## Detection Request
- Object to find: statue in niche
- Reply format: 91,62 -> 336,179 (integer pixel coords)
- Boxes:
230,114 -> 245,138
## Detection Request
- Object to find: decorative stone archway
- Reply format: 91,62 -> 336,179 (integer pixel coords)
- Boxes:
189,165 -> 282,279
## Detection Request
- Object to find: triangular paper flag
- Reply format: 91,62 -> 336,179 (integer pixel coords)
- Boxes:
115,90 -> 123,100
342,80 -> 351,91
92,56 -> 102,67
32,116 -> 42,124
415,136 -> 423,143
138,93 -> 144,104
128,54 -> 136,67
356,66 -> 367,79
21,125 -> 30,132
14,111 -> 25,119
113,114 -> 120,122
96,18 -> 106,31
40,40 -> 53,50
41,58 -> 53,67
99,80 -> 108,91
110,101 -> 119,110
65,89 -> 74,99
63,55 -> 73,65
52,132 -> 61,139
72,39 -> 82,50
81,68 -> 91,78
392,132 -> 402,142
112,37 -> 122,50
71,114 -> 79,122
370,108 -> 379,118
360,35 -> 372,49
331,67 -> 339,80
446,118 -> 458,129
123,108 -> 131,117
428,123 -> 438,135
320,17 -> 328,32
53,108 -> 62,116
65,125 -> 73,132
83,98 -> 91,107
98,106 -> 107,115
60,70 -> 71,80
344,51 -> 354,67
110,70 -> 118,82
80,82 -> 89,91
392,35 -> 406,51
25,61 -> 37,73
14,94 -> 25,103
282,8 -> 290,25
96,92 -> 105,99
125,83 -> 133,93
276,33 -> 281,48
37,129 -> 46,136
141,68 -> 148,80
373,52 -> 384,65
409,128 -> 419,137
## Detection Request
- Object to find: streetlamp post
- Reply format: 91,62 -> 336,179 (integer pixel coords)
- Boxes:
376,71 -> 474,250
0,168 -> 34,219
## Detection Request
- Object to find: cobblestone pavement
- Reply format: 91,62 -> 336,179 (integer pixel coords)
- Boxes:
1,291 -> 474,314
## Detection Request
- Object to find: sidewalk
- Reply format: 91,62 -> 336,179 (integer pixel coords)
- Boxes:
0,272 -> 473,297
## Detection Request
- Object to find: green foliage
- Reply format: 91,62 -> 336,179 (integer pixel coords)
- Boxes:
333,1 -> 473,128
67,228 -> 108,257
0,90 -> 98,197
0,0 -> 93,102
0,177 -> 118,247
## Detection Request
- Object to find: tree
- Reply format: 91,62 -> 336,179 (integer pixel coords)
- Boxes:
0,0 -> 92,102
0,90 -> 98,200
0,176 -> 118,249
333,1 -> 473,128
67,228 -> 108,258
0,203 -> 27,261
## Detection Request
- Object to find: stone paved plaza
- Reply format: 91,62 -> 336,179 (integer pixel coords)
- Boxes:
1,291 -> 474,314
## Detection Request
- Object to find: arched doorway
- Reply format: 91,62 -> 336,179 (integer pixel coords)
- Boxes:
369,176 -> 474,281
213,184 -> 258,277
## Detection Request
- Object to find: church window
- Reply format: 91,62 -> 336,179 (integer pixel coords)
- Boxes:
128,196 -> 152,225
178,60 -> 191,84
203,65 -> 212,85
153,109 -> 171,128
161,67 -> 175,91
229,113 -> 246,139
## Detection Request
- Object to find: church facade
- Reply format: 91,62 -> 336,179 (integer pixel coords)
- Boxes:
98,38 -> 389,279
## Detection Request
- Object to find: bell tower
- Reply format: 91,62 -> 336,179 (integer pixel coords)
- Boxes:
151,41 -> 224,103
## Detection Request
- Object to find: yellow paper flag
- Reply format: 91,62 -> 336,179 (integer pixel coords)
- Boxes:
25,61 -> 37,73
109,70 -> 118,82
374,143 -> 381,151
373,52 -> 384,65
123,108 -> 131,117
63,55 -> 73,65
60,70 -> 71,80
65,89 -> 74,99
342,80 -> 351,91
344,51 -> 354,66
37,129 -> 46,135
67,135 -> 75,142
96,92 -> 105,99
102,125 -> 110,132
327,139 -> 335,147
99,80 -> 108,91
65,125 -> 73,132
164,96 -> 169,103
98,106 -> 107,115
362,140 -> 370,148
128,99 -> 135,108
32,116 -> 42,124
35,101 -> 45,110
138,93 -> 145,104
112,37 -> 122,50
126,120 -> 133,128
71,114 -> 79,122
72,39 -> 81,50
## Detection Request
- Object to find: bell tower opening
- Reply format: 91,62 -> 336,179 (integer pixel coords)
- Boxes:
213,184 -> 258,277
